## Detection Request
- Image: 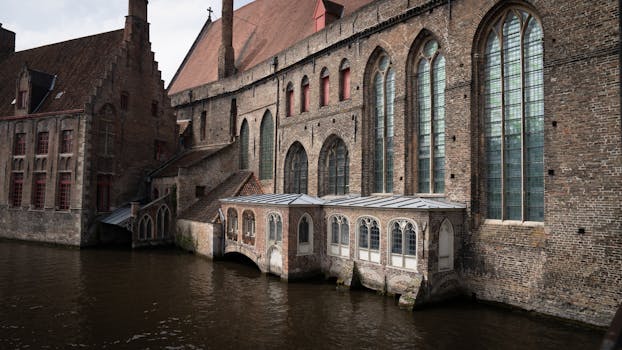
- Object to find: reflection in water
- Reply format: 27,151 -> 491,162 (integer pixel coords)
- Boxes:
0,241 -> 603,349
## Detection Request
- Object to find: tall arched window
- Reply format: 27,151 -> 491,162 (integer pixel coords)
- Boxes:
297,214 -> 313,255
156,205 -> 171,239
416,39 -> 446,193
267,213 -> 283,244
320,67 -> 330,106
371,53 -> 395,193
328,215 -> 349,258
259,111 -> 274,180
242,210 -> 255,245
284,142 -> 308,194
319,136 -> 349,196
227,208 -> 238,241
286,83 -> 294,117
389,219 -> 417,269
483,8 -> 543,221
139,215 -> 153,241
301,76 -> 310,113
200,111 -> 207,141
339,59 -> 351,101
357,216 -> 380,263
239,119 -> 249,170
438,218 -> 454,271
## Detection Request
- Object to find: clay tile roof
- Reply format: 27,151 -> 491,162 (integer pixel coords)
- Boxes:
0,30 -> 124,117
168,0 -> 374,94
179,171 -> 263,223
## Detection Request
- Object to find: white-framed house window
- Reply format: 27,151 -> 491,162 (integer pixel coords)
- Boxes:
357,216 -> 381,263
297,213 -> 313,255
388,219 -> 418,270
267,212 -> 283,245
328,214 -> 349,258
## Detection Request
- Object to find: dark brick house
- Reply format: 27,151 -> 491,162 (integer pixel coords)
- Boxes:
0,0 -> 177,246
164,0 -> 621,326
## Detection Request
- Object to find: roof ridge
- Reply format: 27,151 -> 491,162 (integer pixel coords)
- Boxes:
15,29 -> 124,54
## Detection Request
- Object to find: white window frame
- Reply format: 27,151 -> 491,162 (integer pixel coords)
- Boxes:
387,218 -> 418,271
266,212 -> 283,246
356,216 -> 381,264
327,214 -> 350,258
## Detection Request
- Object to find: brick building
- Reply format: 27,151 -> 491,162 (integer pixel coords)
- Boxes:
164,0 -> 621,326
0,0 -> 177,246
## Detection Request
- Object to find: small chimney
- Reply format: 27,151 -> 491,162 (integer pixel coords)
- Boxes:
218,0 -> 235,79
0,24 -> 16,60
124,0 -> 149,43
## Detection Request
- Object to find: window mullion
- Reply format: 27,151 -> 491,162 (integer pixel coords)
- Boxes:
499,31 -> 506,221
520,23 -> 527,222
383,74 -> 388,193
429,61 -> 435,194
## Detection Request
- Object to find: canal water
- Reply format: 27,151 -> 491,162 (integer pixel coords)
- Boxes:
0,240 -> 603,349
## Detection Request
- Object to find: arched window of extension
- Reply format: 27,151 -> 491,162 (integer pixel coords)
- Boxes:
328,214 -> 349,258
138,215 -> 153,241
297,214 -> 313,255
242,210 -> 256,245
483,7 -> 543,221
339,59 -> 351,101
156,205 -> 171,239
318,136 -> 349,196
416,38 -> 446,193
371,52 -> 395,193
284,142 -> 308,194
239,119 -> 249,170
200,111 -> 207,141
357,216 -> 380,263
320,67 -> 330,107
301,76 -> 310,113
286,82 -> 294,117
227,208 -> 238,241
389,219 -> 417,270
438,218 -> 454,271
267,212 -> 283,244
259,111 -> 274,180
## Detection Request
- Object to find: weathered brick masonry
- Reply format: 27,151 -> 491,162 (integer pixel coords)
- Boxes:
168,0 -> 621,326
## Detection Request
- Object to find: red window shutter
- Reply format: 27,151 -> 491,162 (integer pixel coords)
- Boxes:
322,76 -> 330,106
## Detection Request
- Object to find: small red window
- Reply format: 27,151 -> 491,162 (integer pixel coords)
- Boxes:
11,173 -> 24,207
13,133 -> 26,155
61,130 -> 73,154
57,173 -> 71,210
32,173 -> 46,209
36,132 -> 49,155
340,67 -> 351,101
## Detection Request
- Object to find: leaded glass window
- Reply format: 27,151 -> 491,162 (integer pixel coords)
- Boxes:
358,217 -> 380,263
268,213 -> 282,243
284,142 -> 308,194
328,215 -> 349,257
484,8 -> 543,221
416,39 -> 446,193
320,137 -> 349,196
259,111 -> 274,180
389,219 -> 417,269
372,54 -> 395,193
239,120 -> 249,170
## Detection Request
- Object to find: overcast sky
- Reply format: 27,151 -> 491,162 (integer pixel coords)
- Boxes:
0,0 -> 254,87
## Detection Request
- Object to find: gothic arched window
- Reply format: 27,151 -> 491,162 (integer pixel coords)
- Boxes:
319,136 -> 349,196
259,111 -> 274,180
239,119 -> 249,170
284,142 -> 308,194
242,210 -> 256,245
357,216 -> 380,263
298,214 -> 313,255
389,219 -> 418,269
416,39 -> 446,193
227,208 -> 238,241
483,8 -> 544,221
328,215 -> 349,258
438,218 -> 454,271
286,82 -> 294,117
267,213 -> 283,244
371,53 -> 395,193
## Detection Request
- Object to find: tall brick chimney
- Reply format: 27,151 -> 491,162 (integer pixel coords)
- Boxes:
218,0 -> 235,79
124,0 -> 149,43
0,24 -> 16,60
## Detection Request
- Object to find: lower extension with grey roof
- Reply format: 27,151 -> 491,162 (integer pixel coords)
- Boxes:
219,193 -> 465,308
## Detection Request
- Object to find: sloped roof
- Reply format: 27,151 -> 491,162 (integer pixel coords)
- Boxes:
151,145 -> 229,178
221,193 -> 325,206
168,0 -> 373,94
324,195 -> 466,210
179,171 -> 263,223
0,30 -> 123,117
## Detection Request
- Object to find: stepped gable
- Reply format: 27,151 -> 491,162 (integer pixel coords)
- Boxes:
168,0 -> 373,94
179,171 -> 263,223
0,30 -> 124,117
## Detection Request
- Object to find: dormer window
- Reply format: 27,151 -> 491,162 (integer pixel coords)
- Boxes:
314,0 -> 344,32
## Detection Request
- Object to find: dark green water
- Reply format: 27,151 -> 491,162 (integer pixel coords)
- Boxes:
0,240 -> 603,349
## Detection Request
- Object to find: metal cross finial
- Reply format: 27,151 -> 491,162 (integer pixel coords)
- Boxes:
207,7 -> 213,21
